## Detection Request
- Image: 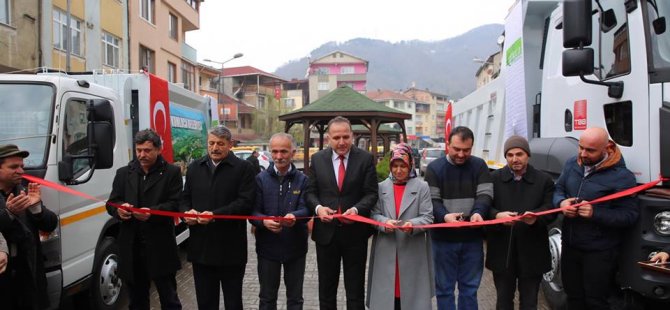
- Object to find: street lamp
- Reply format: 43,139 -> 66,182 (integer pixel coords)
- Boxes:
204,53 -> 243,127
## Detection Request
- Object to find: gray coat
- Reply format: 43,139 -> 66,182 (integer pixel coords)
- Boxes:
0,232 -> 6,254
366,177 -> 435,310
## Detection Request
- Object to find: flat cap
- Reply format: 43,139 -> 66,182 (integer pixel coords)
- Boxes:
0,144 -> 30,159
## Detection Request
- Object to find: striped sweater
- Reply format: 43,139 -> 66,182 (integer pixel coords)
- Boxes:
425,155 -> 493,241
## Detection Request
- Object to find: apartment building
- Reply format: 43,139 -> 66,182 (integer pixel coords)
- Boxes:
403,87 -> 449,140
308,50 -> 368,102
367,89 -> 417,138
0,0 -> 40,72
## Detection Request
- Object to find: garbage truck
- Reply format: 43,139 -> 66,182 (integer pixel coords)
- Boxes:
0,71 -> 211,309
453,0 -> 670,307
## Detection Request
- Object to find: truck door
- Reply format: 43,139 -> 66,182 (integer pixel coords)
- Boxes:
57,92 -> 118,288
542,0 -> 651,182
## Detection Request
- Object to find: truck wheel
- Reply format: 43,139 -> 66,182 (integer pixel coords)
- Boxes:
542,227 -> 567,309
91,237 -> 125,309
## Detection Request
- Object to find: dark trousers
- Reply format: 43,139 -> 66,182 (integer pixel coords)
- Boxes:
128,247 -> 181,310
257,255 -> 306,310
561,245 -> 618,310
492,272 -> 541,310
315,232 -> 368,310
192,262 -> 246,310
0,256 -> 40,310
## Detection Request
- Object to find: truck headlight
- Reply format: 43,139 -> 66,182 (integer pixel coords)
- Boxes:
654,211 -> 670,236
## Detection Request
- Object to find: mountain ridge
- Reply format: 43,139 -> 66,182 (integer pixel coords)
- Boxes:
274,24 -> 504,99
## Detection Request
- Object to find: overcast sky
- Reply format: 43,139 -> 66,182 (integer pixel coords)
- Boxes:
187,0 -> 516,73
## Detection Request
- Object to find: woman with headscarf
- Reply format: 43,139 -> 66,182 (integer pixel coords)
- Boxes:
366,143 -> 435,310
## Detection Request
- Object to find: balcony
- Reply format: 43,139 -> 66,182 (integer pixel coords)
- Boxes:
336,73 -> 366,82
182,42 -> 197,63
166,0 -> 199,31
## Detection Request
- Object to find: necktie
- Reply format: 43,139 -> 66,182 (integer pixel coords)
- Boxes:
338,155 -> 346,192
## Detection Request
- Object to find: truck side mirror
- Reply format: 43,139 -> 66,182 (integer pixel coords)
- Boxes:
88,99 -> 115,169
58,155 -> 74,182
563,0 -> 592,48
562,48 -> 594,76
654,17 -> 666,35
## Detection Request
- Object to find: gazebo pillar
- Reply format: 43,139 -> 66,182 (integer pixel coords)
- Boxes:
303,120 -> 311,170
317,124 -> 325,150
399,121 -> 408,143
370,119 -> 378,163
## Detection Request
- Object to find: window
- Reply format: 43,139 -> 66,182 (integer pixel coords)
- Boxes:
140,0 -> 155,24
284,98 -> 295,108
63,99 -> 91,177
167,62 -> 176,83
101,32 -> 120,68
185,0 -> 198,10
257,95 -> 266,110
315,67 -> 330,75
318,82 -> 329,91
0,0 -> 10,25
393,101 -> 404,109
139,45 -> 155,73
340,66 -> 354,74
168,13 -> 178,40
594,0 -> 630,80
53,8 -> 84,56
181,62 -> 194,90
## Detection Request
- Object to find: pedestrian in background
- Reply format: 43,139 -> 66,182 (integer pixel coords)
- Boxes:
366,143 -> 434,310
486,136 -> 555,310
181,125 -> 256,310
247,150 -> 261,174
107,129 -> 183,310
424,126 -> 493,310
554,127 -> 638,310
250,133 -> 310,310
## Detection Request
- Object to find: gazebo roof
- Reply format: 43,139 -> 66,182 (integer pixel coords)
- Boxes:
279,86 -> 411,122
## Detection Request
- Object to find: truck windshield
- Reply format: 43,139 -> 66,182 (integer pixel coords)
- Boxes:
0,83 -> 54,168
646,0 -> 670,81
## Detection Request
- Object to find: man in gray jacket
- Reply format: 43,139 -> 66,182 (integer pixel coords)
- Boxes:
0,233 -> 7,274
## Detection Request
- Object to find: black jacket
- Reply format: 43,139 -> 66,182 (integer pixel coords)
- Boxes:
305,146 -> 378,245
247,155 -> 261,174
181,153 -> 255,266
0,184 -> 58,309
485,165 -> 555,276
106,156 -> 182,282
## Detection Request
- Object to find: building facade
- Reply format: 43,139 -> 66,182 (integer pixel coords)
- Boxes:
0,0 -> 40,72
367,89 -> 417,137
128,0 -> 201,90
308,50 -> 368,102
475,51 -> 502,89
403,87 -> 449,140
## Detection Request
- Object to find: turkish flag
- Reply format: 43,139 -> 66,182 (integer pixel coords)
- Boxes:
274,84 -> 281,100
444,102 -> 453,153
149,73 -> 174,163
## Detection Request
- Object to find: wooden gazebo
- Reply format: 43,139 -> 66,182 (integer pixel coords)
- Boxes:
279,86 -> 412,168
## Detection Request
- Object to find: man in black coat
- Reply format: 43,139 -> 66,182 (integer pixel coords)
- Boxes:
247,150 -> 261,174
0,144 -> 58,310
106,129 -> 183,310
486,136 -> 555,310
305,116 -> 378,310
181,125 -> 256,310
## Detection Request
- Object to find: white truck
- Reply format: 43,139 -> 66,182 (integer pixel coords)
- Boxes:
455,0 -> 670,307
0,71 -> 211,309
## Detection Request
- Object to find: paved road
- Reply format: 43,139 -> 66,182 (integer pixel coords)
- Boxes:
138,230 -> 549,310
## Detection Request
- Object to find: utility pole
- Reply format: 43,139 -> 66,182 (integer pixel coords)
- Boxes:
204,53 -> 243,128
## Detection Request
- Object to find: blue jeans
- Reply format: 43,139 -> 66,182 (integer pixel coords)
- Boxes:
432,239 -> 484,310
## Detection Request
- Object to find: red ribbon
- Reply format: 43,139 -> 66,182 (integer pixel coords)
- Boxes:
22,174 -> 666,229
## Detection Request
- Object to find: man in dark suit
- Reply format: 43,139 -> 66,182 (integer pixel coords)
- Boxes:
305,116 -> 379,310
107,129 -> 183,309
181,125 -> 256,310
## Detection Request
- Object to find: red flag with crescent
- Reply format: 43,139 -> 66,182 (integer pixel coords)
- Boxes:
444,102 -> 453,153
149,73 -> 174,163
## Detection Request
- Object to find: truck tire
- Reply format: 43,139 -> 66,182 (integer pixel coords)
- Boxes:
542,226 -> 567,309
91,237 -> 125,310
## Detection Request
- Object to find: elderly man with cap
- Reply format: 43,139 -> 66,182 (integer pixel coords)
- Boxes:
485,136 -> 555,310
0,144 -> 58,310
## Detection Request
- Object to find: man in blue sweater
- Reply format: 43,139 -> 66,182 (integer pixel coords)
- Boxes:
553,127 -> 638,310
425,126 -> 493,310
250,133 -> 310,310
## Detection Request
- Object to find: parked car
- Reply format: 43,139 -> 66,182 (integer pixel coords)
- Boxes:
232,149 -> 270,170
419,147 -> 446,176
